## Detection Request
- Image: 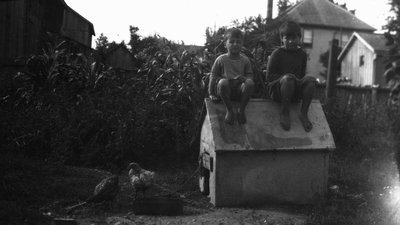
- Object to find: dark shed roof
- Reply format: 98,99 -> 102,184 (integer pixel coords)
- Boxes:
357,33 -> 390,52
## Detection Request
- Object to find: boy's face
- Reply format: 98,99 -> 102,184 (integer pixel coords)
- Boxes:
225,37 -> 243,55
282,34 -> 300,50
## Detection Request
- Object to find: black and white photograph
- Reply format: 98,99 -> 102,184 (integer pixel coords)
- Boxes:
1,0 -> 399,224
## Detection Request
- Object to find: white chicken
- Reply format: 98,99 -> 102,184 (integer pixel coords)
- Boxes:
128,162 -> 155,199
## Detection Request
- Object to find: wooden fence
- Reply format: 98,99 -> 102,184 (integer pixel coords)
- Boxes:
315,83 -> 391,110
317,39 -> 392,111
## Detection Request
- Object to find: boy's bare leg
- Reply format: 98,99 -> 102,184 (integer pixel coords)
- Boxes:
218,79 -> 234,125
280,76 -> 295,131
299,80 -> 316,132
238,79 -> 254,124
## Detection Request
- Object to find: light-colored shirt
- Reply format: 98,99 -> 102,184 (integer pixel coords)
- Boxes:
210,53 -> 253,80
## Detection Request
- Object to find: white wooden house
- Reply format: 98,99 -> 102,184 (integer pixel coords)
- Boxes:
338,32 -> 390,87
268,0 -> 376,81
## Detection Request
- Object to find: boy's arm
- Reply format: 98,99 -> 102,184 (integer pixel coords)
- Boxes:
208,74 -> 217,96
300,51 -> 307,77
245,57 -> 254,80
238,57 -> 254,82
265,51 -> 281,83
209,58 -> 222,99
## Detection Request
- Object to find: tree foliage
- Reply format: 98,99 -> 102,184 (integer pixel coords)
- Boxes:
277,0 -> 294,15
385,0 -> 400,59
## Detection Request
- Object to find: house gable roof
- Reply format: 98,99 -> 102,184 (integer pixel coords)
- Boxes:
104,43 -> 137,70
105,43 -> 133,57
275,0 -> 376,32
338,32 -> 391,61
61,0 -> 95,36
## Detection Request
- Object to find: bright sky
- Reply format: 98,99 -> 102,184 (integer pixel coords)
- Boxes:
65,0 -> 392,47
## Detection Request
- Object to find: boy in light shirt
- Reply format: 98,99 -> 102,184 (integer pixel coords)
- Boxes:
209,28 -> 254,125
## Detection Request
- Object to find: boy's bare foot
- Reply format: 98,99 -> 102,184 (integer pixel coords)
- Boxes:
237,110 -> 246,124
280,112 -> 290,131
224,110 -> 234,125
299,113 -> 312,132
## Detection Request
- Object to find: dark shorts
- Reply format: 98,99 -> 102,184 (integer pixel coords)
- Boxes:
216,79 -> 245,101
267,74 -> 316,102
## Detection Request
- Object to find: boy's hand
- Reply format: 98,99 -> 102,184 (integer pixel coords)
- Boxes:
209,94 -> 220,102
237,76 -> 246,83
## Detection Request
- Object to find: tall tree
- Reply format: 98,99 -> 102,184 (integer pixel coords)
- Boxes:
95,33 -> 109,51
93,33 -> 110,66
204,26 -> 227,55
385,0 -> 400,60
277,0 -> 294,15
128,26 -> 142,56
384,0 -> 400,104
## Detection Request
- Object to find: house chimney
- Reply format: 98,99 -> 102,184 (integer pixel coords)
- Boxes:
267,0 -> 273,21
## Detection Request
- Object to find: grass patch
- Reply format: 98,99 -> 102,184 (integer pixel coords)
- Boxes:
305,103 -> 400,225
0,153 -> 112,224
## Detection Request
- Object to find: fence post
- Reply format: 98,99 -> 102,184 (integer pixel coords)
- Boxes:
325,39 -> 340,109
371,84 -> 378,105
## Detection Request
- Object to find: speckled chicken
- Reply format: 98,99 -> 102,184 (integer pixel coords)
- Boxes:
128,162 -> 155,199
66,175 -> 120,213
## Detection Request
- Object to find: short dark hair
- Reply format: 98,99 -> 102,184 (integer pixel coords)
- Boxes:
225,28 -> 243,40
279,21 -> 301,38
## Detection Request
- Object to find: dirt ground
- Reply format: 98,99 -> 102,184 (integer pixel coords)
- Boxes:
76,208 -> 307,225
53,167 -> 309,225
4,127 -> 400,225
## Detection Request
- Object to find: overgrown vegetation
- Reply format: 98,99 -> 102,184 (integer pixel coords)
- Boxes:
1,38 -> 202,170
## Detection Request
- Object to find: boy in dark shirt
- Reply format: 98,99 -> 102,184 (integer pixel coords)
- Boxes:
209,28 -> 254,125
265,21 -> 316,132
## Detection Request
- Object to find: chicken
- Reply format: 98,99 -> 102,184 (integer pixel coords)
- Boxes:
66,175 -> 120,213
128,162 -> 155,199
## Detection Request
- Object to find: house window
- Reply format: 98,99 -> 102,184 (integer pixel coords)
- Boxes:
341,34 -> 349,46
303,29 -> 313,46
359,55 -> 364,67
